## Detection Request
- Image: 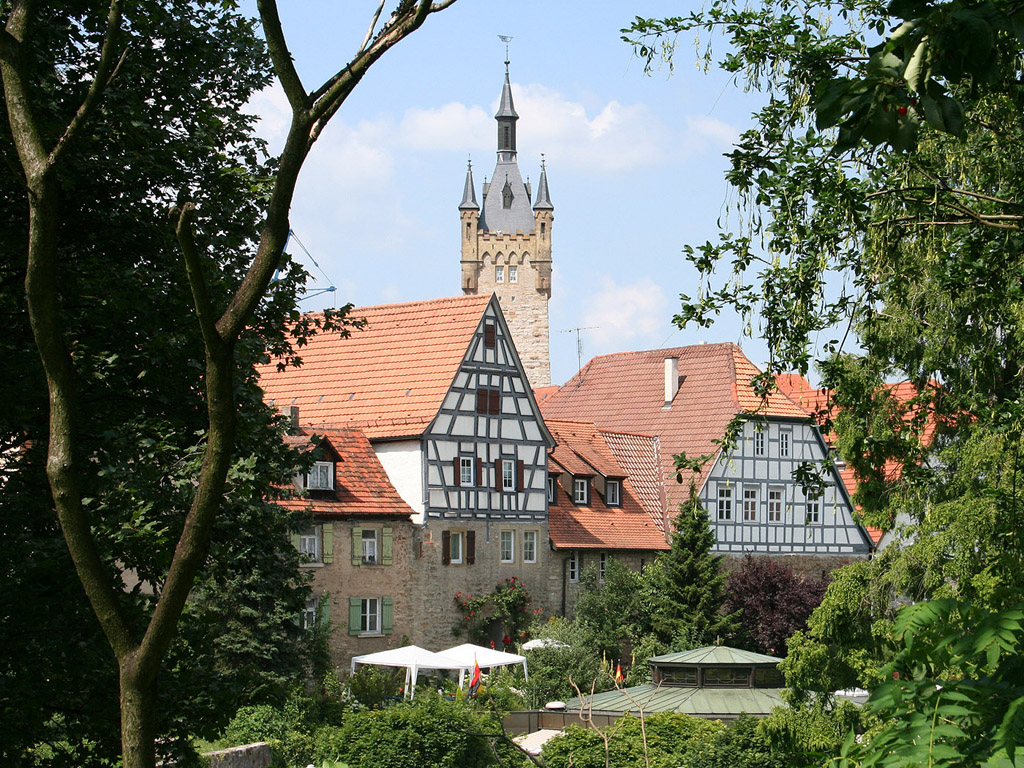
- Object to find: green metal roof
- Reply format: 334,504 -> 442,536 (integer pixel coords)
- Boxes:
566,683 -> 786,719
649,646 -> 783,666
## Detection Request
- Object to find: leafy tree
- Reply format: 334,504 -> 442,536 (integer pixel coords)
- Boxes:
622,0 -> 1024,760
521,617 -> 606,709
572,559 -> 645,662
835,598 -> 1024,768
724,554 -> 827,657
642,502 -> 739,648
0,2 -> 458,767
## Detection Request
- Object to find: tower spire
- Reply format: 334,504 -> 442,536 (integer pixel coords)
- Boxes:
459,158 -> 479,210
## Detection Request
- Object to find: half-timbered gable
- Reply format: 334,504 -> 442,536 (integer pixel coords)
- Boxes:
540,343 -> 873,570
425,299 -> 551,520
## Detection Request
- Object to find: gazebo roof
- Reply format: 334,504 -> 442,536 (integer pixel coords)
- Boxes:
566,683 -> 786,719
650,646 -> 783,666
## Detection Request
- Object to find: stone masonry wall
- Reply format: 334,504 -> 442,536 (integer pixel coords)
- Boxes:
721,552 -> 868,582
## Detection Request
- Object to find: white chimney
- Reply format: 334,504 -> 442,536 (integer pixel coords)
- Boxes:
664,357 -> 679,404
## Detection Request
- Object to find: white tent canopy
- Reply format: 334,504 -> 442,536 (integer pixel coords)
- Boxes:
440,643 -> 529,684
350,645 -> 467,699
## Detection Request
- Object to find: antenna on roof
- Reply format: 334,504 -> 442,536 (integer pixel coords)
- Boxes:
561,326 -> 598,376
281,229 -> 338,305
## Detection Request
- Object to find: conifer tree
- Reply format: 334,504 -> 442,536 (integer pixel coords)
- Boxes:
643,498 -> 739,649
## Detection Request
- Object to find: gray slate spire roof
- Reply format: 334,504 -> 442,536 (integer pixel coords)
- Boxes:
459,160 -> 479,210
533,158 -> 553,210
495,64 -> 519,119
480,64 -> 535,234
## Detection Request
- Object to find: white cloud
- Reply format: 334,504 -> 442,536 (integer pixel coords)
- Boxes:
399,103 -> 491,151
581,276 -> 672,351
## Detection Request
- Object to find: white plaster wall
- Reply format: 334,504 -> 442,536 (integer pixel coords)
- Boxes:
374,440 -> 425,524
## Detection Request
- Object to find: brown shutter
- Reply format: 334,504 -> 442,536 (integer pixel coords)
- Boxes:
494,460 -> 501,490
453,458 -> 460,487
441,530 -> 451,565
476,389 -> 486,414
467,530 -> 476,565
476,457 -> 483,486
484,323 -> 496,348
489,388 -> 501,414
517,460 -> 524,491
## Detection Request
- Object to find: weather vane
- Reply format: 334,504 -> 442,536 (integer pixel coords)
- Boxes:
498,34 -> 512,67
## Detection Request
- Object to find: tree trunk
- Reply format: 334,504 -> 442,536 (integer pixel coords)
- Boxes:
120,657 -> 157,768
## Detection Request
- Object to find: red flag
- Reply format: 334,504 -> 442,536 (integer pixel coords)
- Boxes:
468,659 -> 482,697
615,664 -> 624,684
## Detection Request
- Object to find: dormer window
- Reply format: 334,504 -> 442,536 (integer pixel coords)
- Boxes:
307,461 -> 334,490
606,480 -> 621,507
573,477 -> 589,505
547,476 -> 558,504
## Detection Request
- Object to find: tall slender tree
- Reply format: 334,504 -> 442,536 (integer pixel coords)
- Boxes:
0,2 -> 458,766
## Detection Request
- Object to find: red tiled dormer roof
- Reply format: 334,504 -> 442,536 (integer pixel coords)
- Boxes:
540,343 -> 810,506
258,294 -> 492,440
277,428 -> 414,519
602,430 -> 668,532
545,419 -> 669,551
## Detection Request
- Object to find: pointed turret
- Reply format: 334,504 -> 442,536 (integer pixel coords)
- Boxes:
480,63 -> 534,234
459,160 -> 479,210
533,158 -> 553,210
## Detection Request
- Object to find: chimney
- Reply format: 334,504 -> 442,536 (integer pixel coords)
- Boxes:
281,404 -> 299,431
664,357 -> 679,405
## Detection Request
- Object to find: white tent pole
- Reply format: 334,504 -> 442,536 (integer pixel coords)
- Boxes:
523,660 -> 529,681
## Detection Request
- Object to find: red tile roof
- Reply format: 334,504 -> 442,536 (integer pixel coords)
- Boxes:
258,295 -> 492,439
545,419 -> 669,551
602,430 -> 668,532
277,428 -> 414,519
540,343 -> 809,508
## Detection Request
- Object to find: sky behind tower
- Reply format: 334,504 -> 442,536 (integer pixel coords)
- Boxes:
248,1 -> 775,386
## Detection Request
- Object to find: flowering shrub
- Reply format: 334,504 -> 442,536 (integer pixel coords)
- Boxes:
453,578 -> 537,649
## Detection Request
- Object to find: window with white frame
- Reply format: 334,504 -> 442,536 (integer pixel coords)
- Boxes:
306,461 -> 334,490
754,428 -> 766,456
509,265 -> 518,283
299,526 -> 322,563
495,265 -> 505,283
573,477 -> 589,505
301,597 -> 318,630
717,486 -> 733,521
743,487 -> 758,522
361,597 -> 379,634
780,430 -> 791,457
502,459 -> 516,492
547,477 -> 558,503
599,553 -> 608,583
768,487 -> 784,522
806,497 -> 821,524
568,550 -> 580,582
450,531 -> 464,564
523,531 -> 537,563
500,530 -> 514,563
606,480 -> 621,506
459,456 -> 474,486
361,529 -> 379,564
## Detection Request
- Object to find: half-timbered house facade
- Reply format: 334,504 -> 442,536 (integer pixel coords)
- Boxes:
540,343 -> 873,575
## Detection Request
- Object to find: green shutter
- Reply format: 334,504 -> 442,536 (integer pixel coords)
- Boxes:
351,526 -> 362,566
382,596 -> 394,635
319,594 -> 330,627
349,597 -> 362,635
290,531 -> 301,552
322,524 -> 334,563
382,527 -> 393,566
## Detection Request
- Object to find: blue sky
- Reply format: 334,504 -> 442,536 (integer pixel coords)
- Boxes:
249,1 -> 774,385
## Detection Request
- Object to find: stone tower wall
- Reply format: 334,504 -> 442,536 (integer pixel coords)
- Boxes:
462,212 -> 552,389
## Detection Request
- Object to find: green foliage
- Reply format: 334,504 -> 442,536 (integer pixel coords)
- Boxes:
572,559 -> 645,661
642,502 -> 739,648
759,701 -> 863,767
520,617 -> 605,708
453,577 -> 537,648
542,715 -> 724,768
346,666 -> 403,710
335,697 -> 524,768
835,599 -> 1024,767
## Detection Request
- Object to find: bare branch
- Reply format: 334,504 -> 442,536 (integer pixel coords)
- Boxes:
50,0 -> 126,167
358,0 -> 388,54
257,0 -> 309,113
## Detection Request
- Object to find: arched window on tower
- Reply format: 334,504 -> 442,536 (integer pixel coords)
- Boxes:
465,222 -> 471,241
540,222 -> 546,239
